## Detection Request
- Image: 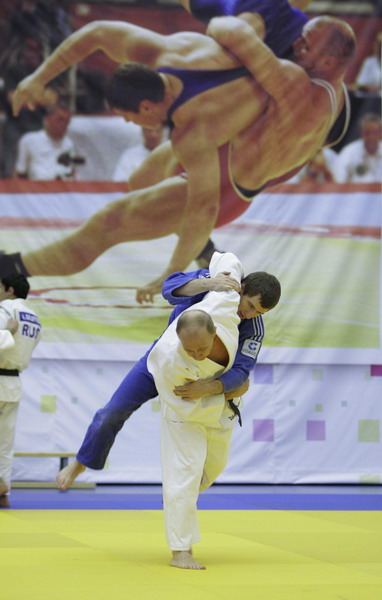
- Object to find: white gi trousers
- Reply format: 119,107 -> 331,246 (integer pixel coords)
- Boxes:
0,376 -> 22,490
160,416 -> 232,551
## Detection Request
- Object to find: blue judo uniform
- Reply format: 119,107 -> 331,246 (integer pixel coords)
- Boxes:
76,268 -> 264,469
189,0 -> 308,58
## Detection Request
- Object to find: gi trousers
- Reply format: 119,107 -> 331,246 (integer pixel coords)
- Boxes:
160,417 -> 232,551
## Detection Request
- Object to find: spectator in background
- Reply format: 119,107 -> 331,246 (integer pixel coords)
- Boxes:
14,101 -> 78,180
355,32 -> 381,95
112,124 -> 168,182
287,147 -> 337,184
6,0 -> 72,56
0,38 -> 58,178
333,113 -> 381,183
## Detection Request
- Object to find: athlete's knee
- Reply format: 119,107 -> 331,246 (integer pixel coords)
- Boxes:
199,469 -> 220,492
86,196 -> 134,235
200,458 -> 228,491
128,141 -> 177,189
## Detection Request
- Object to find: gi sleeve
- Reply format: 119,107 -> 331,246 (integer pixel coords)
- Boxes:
0,330 -> 15,351
218,317 -> 264,393
0,307 -> 15,351
162,268 -> 210,306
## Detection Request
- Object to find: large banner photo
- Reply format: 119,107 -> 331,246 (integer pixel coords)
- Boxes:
0,180 -> 380,364
0,0 -> 381,365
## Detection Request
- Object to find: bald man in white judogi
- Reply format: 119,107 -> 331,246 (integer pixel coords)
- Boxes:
147,251 -> 244,569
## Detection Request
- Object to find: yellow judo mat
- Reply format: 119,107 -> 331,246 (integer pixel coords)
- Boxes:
1,509 -> 381,600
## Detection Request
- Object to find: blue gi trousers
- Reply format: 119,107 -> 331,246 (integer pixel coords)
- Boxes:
76,351 -> 157,469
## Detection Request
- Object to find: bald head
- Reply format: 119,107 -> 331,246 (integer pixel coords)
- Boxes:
176,310 -> 215,336
176,310 -> 216,361
293,16 -> 356,80
309,16 -> 356,65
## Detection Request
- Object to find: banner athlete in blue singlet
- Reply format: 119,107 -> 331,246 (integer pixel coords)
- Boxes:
9,4 -> 355,301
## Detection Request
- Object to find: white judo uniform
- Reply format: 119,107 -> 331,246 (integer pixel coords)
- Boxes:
0,298 -> 42,490
147,252 -> 243,551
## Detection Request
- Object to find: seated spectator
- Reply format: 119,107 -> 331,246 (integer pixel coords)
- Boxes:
355,32 -> 381,94
287,148 -> 338,184
333,113 -> 381,183
112,124 -> 168,182
7,0 -> 72,53
14,101 -> 79,180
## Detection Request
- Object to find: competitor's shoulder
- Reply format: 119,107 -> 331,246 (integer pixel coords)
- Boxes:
0,299 -> 15,313
239,315 -> 264,338
16,299 -> 41,319
237,316 -> 264,362
260,57 -> 310,102
282,59 -> 310,85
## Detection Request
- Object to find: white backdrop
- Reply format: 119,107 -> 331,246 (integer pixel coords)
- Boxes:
1,183 -> 380,363
1,179 -> 381,485
12,358 -> 382,485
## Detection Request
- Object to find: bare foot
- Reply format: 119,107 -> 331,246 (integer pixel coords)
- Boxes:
56,460 -> 85,490
170,550 -> 206,570
0,477 -> 9,496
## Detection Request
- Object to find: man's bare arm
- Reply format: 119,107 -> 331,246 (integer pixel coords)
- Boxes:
173,377 -> 249,400
207,16 -> 300,99
137,131 -> 221,301
174,378 -> 223,400
167,129 -> 221,270
12,21 -> 166,116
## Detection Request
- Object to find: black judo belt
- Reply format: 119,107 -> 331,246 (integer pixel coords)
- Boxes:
0,368 -> 19,376
228,400 -> 242,427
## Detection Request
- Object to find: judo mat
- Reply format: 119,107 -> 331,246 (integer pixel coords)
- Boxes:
1,486 -> 381,600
